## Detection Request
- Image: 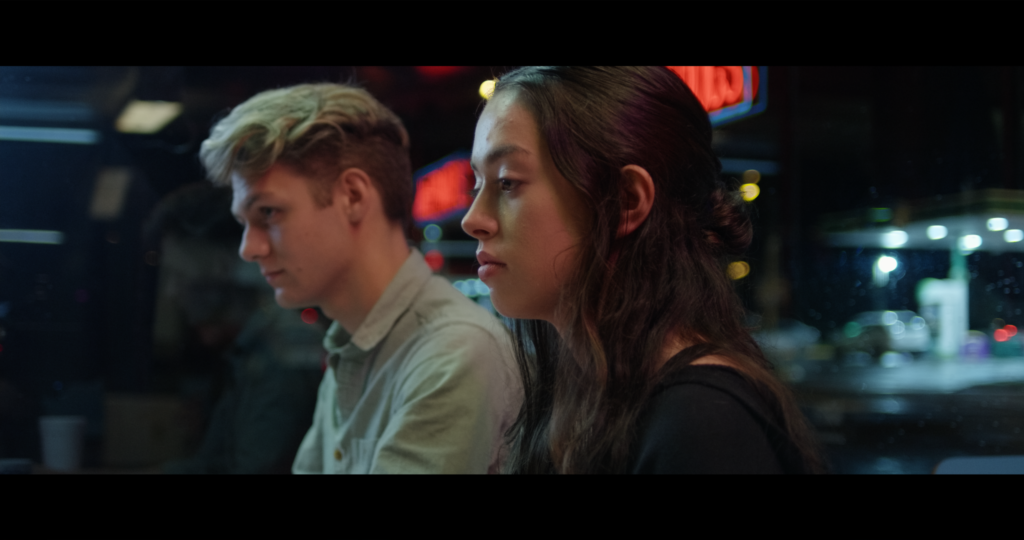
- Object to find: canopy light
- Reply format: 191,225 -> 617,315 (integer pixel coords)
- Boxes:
877,255 -> 898,273
987,217 -> 1009,231
959,234 -> 983,251
926,225 -> 948,240
115,100 -> 182,134
882,230 -> 908,248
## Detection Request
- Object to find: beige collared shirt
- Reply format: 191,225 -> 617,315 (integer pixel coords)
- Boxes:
291,248 -> 521,474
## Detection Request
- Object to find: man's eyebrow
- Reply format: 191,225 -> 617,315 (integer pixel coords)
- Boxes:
470,144 -> 530,172
232,193 -> 265,220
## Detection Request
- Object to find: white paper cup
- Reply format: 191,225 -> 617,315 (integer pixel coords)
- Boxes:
39,415 -> 86,472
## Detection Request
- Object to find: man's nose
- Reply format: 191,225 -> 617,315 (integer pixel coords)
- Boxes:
238,225 -> 268,262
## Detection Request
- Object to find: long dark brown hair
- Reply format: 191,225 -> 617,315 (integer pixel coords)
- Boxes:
494,66 -> 825,474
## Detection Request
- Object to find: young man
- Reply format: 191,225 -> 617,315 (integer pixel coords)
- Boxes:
199,83 -> 520,473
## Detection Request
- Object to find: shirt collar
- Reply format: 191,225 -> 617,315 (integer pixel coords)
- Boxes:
323,247 -> 433,356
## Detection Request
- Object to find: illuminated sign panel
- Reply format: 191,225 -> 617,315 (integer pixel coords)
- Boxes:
665,66 -> 766,127
412,152 -> 474,225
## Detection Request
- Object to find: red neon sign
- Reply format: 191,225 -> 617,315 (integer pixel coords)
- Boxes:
412,155 -> 474,224
666,66 -> 764,126
415,66 -> 466,78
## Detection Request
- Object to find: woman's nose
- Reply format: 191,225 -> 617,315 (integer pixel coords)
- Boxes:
461,197 -> 497,240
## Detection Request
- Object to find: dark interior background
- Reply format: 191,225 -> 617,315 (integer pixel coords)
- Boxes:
1,66 -> 1022,473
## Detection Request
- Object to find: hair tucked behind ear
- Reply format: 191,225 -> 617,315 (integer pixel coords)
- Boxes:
495,66 -> 825,474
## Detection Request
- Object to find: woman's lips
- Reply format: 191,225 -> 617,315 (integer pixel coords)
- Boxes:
476,251 -> 506,281
477,262 -> 506,281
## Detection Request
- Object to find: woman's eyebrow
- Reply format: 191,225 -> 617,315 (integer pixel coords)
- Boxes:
470,144 -> 530,172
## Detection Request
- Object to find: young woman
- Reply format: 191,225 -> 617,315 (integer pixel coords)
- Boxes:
462,66 -> 825,474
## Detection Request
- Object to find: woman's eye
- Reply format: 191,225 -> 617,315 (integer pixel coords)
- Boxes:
498,178 -> 516,193
259,207 -> 277,220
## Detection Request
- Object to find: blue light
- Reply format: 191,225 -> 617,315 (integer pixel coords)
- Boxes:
0,126 -> 99,145
424,224 -> 442,243
0,230 -> 64,245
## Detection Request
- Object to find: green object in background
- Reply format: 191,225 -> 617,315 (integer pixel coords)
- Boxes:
992,337 -> 1024,357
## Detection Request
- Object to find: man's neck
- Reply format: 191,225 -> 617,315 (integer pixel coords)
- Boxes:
321,224 -> 411,335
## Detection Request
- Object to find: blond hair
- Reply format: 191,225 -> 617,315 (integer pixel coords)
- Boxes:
199,83 -> 413,230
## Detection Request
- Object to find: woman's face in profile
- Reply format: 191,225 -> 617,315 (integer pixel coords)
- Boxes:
462,91 -> 589,327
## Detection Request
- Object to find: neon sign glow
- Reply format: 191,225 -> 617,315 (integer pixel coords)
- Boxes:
412,152 -> 474,225
665,66 -> 767,127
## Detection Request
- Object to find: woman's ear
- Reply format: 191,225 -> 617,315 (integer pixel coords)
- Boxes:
618,165 -> 655,238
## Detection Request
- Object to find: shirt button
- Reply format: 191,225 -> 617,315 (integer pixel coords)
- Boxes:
334,449 -> 343,461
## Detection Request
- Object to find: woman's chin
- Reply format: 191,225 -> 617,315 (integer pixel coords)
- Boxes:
489,295 -> 548,324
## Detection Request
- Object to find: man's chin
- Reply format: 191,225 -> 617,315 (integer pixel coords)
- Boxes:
273,291 -> 308,310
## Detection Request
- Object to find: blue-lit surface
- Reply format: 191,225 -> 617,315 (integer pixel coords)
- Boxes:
709,66 -> 767,128
0,126 -> 100,145
0,229 -> 64,244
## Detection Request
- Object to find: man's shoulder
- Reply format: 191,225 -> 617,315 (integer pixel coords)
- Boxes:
405,276 -> 506,335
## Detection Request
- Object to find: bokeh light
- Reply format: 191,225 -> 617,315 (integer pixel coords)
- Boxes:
301,308 -> 318,324
995,328 -> 1009,342
740,183 -> 760,202
877,256 -> 897,273
987,217 -> 1009,231
741,169 -> 761,184
959,234 -> 982,251
882,230 -> 908,248
1006,325 -> 1018,336
423,223 -> 442,243
424,249 -> 444,271
1005,229 -> 1024,243
727,261 -> 750,280
926,225 -> 948,240
479,80 -> 496,100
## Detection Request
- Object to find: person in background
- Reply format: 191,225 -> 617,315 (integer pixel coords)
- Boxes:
147,183 -> 325,474
199,83 -> 520,474
462,66 -> 825,474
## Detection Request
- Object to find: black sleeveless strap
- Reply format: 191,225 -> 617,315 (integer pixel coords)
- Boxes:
650,345 -> 809,474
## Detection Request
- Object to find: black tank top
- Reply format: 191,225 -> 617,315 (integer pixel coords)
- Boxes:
628,346 -> 809,474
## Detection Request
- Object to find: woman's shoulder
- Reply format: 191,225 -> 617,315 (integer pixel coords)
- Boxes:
628,363 -> 792,474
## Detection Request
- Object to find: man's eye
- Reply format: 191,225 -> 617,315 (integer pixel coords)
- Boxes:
498,178 -> 516,193
260,208 -> 277,219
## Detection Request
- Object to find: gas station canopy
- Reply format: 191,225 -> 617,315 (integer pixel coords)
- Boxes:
822,189 -> 1024,252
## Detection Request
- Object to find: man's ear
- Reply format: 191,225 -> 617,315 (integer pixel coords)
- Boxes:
617,164 -> 655,238
334,167 -> 375,223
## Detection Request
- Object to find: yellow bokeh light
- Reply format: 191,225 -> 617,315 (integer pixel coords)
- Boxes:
479,79 -> 496,100
728,261 -> 750,280
740,183 -> 760,202
741,169 -> 761,184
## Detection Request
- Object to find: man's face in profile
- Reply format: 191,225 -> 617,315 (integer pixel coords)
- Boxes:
231,163 -> 355,310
